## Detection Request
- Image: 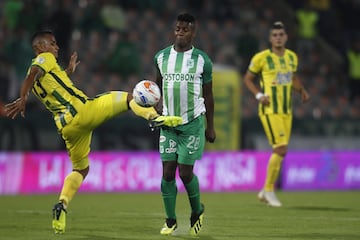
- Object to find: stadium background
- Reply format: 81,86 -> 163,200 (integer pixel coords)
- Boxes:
0,0 -> 359,194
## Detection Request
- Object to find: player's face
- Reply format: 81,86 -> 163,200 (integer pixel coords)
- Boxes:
269,29 -> 287,48
40,34 -> 59,58
174,21 -> 195,51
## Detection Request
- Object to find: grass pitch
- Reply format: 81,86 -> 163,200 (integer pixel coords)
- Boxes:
0,191 -> 359,240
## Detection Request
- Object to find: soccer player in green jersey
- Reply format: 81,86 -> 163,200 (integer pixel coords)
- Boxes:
153,13 -> 216,236
4,30 -> 182,234
244,22 -> 310,207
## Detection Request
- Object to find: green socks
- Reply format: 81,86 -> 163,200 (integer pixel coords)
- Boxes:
184,175 -> 202,214
161,179 -> 177,219
161,175 -> 202,219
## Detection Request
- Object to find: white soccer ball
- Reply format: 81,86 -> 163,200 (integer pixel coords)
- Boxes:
132,80 -> 161,107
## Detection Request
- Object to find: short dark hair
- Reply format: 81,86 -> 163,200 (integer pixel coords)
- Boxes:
271,21 -> 285,30
31,30 -> 53,44
177,13 -> 196,24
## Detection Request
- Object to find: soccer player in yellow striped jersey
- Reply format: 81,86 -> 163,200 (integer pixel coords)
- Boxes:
4,30 -> 182,234
244,22 -> 310,207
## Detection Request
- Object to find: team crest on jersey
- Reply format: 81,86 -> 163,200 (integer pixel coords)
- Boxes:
36,56 -> 45,64
187,59 -> 194,68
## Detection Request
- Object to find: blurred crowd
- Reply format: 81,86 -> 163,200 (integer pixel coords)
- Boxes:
1,0 -> 359,120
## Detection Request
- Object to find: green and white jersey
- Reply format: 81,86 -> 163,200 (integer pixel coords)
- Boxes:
154,46 -> 213,124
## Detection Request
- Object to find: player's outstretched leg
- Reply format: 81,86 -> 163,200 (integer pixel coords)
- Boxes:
52,201 -> 67,234
189,203 -> 205,236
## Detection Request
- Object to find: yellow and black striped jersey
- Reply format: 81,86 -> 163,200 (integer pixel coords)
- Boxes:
29,52 -> 88,126
248,48 -> 298,115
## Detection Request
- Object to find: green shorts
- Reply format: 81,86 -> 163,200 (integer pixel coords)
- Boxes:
159,115 -> 205,165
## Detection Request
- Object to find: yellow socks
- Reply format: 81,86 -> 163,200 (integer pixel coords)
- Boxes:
264,153 -> 283,192
59,171 -> 83,207
129,99 -> 159,120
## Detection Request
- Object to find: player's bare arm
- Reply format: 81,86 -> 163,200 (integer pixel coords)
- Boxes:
244,70 -> 270,105
203,82 -> 216,143
5,66 -> 44,119
292,75 -> 310,103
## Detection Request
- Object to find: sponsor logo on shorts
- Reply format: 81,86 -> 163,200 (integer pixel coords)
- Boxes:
165,148 -> 177,153
169,140 -> 176,148
165,139 -> 177,153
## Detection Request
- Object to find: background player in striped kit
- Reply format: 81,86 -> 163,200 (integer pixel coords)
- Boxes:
4,30 -> 182,234
153,13 -> 216,236
243,22 -> 310,207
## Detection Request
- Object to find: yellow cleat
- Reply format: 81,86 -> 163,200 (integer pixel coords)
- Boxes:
160,219 -> 177,235
189,203 -> 204,236
149,116 -> 182,130
52,202 -> 67,234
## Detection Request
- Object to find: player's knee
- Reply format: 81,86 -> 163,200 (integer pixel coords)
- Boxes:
274,145 -> 288,157
179,171 -> 193,184
178,164 -> 194,184
163,169 -> 176,181
162,161 -> 177,181
75,166 -> 89,179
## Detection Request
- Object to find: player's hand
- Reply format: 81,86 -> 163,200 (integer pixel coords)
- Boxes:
4,98 -> 27,119
259,94 -> 270,106
300,89 -> 310,103
66,52 -> 80,74
205,128 -> 216,143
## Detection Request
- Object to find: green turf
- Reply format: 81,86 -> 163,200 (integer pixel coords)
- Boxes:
0,191 -> 359,240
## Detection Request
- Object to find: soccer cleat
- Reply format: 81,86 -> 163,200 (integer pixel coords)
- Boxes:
257,189 -> 267,203
52,202 -> 67,234
149,116 -> 182,131
258,190 -> 282,207
189,203 -> 205,236
160,218 -> 177,235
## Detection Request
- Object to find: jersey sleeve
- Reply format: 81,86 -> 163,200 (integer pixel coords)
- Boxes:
154,52 -> 160,71
293,52 -> 298,72
248,53 -> 263,74
286,49 -> 298,73
31,52 -> 57,73
202,53 -> 213,84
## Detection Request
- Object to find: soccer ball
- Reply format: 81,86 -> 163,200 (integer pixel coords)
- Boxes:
132,80 -> 161,107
